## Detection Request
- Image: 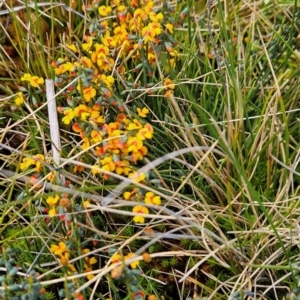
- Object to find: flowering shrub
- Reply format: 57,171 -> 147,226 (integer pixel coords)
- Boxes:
9,0 -> 183,298
16,0 -> 179,226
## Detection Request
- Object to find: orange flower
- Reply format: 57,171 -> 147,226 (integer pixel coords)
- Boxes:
164,89 -> 174,98
72,123 -> 82,133
142,252 -> 152,263
59,197 -> 70,208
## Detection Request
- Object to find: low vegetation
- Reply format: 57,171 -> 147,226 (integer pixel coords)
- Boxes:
0,0 -> 299,299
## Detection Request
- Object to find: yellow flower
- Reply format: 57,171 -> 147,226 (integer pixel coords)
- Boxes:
55,62 -> 74,75
81,137 -> 90,150
132,205 -> 149,223
141,26 -> 155,43
46,194 -> 60,206
34,154 -> 44,161
165,23 -> 174,34
136,124 -> 154,140
48,207 -> 57,217
15,92 -> 24,106
111,253 -> 122,264
98,5 -> 112,16
100,156 -> 115,172
91,164 -> 101,175
115,160 -> 131,175
50,242 -> 67,256
125,252 -> 139,269
144,192 -> 161,205
137,107 -> 149,118
164,78 -> 175,89
101,32 -> 117,48
116,5 -> 126,12
126,136 -> 143,153
35,161 -> 43,173
131,146 -> 148,162
90,130 -> 102,144
149,22 -> 162,36
20,157 -> 35,170
62,108 -> 75,125
128,172 -> 146,183
59,255 -> 69,266
34,154 -> 44,173
66,44 -> 78,52
94,43 -> 109,57
89,257 -> 97,265
74,104 -> 90,120
124,191 -> 132,200
81,56 -> 93,68
29,76 -> 44,88
83,200 -> 90,208
127,121 -> 142,131
83,86 -> 96,102
82,36 -> 93,51
21,73 -> 32,81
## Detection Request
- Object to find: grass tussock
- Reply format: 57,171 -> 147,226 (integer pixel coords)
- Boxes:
0,0 -> 299,299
